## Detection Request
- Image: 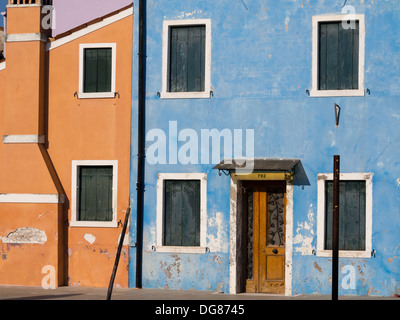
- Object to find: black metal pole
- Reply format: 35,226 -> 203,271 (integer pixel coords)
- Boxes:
107,207 -> 131,300
136,0 -> 146,289
332,155 -> 340,301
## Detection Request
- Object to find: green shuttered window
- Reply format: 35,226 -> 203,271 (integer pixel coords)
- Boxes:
78,166 -> 113,222
324,181 -> 366,251
163,180 -> 201,247
168,26 -> 206,93
318,21 -> 359,90
83,48 -> 112,93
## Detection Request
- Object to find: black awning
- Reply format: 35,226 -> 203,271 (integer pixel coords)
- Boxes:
213,158 -> 300,172
213,158 -> 310,185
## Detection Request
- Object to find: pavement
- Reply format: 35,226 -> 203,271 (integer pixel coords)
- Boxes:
0,285 -> 398,300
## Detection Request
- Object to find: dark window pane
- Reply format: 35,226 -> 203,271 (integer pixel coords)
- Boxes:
169,26 -> 205,93
318,21 -> 359,90
84,48 -> 112,93
325,181 -> 366,251
78,166 -> 113,222
163,180 -> 201,246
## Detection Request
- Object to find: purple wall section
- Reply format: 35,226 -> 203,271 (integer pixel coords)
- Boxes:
52,0 -> 132,36
0,0 -> 132,32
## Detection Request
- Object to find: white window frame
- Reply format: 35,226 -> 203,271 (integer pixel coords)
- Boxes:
310,14 -> 365,97
317,173 -> 373,258
156,173 -> 207,253
70,160 -> 118,228
161,19 -> 212,99
78,43 -> 117,99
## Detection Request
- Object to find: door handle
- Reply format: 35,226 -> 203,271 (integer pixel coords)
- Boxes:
272,249 -> 278,254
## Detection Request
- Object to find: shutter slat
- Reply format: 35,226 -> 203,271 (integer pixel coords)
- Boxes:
176,27 -> 188,92
325,181 -> 333,250
352,22 -> 360,89
318,23 -> 327,90
200,26 -> 206,92
187,27 -> 201,92
326,22 -> 339,90
339,24 -> 354,90
84,49 -> 98,93
164,181 -> 183,246
169,28 -> 178,92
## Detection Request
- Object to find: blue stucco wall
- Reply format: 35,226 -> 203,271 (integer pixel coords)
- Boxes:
129,0 -> 400,296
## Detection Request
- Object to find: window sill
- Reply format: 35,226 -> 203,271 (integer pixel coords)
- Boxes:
155,246 -> 208,254
70,221 -> 118,228
317,249 -> 371,259
78,92 -> 116,99
160,91 -> 211,99
309,89 -> 365,97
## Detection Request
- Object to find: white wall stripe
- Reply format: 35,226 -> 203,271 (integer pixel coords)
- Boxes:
6,33 -> 48,43
3,135 -> 45,144
0,194 -> 65,204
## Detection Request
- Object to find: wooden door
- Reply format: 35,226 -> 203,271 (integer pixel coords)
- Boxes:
245,182 -> 286,294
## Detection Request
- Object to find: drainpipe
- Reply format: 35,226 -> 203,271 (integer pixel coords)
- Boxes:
136,0 -> 146,289
1,12 -> 6,58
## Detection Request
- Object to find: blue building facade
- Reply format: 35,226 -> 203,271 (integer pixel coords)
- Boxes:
129,0 -> 400,296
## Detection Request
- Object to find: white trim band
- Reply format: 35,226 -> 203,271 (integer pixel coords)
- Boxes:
6,33 -> 48,43
155,246 -> 208,254
3,135 -> 45,144
0,194 -> 65,204
6,4 -> 41,8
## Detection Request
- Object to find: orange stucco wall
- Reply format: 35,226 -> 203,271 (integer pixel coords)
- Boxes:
47,14 -> 133,288
2,41 -> 46,136
0,203 -> 64,287
7,6 -> 50,35
0,6 -> 133,289
0,5 -> 63,288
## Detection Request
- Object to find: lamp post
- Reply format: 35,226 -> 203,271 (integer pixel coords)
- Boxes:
332,155 -> 340,301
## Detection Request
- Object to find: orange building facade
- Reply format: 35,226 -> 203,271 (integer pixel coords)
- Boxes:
0,1 -> 133,288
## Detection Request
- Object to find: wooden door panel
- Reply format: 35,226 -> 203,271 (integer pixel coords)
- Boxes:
266,255 -> 285,281
245,183 -> 286,294
260,190 -> 285,293
245,280 -> 257,293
